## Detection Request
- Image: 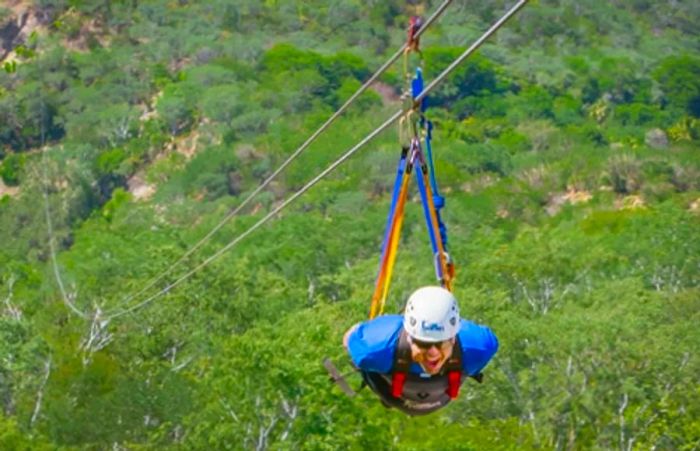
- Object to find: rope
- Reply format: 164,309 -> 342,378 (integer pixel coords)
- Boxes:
415,0 -> 529,107
107,0 -> 529,320
107,110 -> 404,319
110,0 -> 455,313
37,95 -> 89,319
40,160 -> 88,319
369,160 -> 411,319
417,161 -> 452,290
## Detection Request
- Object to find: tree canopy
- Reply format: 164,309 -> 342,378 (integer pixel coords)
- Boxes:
0,0 -> 699,449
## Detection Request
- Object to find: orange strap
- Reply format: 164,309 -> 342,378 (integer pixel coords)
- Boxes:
418,166 -> 453,291
369,170 -> 411,319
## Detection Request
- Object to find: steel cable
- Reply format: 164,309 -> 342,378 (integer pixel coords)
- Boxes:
109,0 -> 455,313
37,94 -> 89,319
107,0 -> 529,319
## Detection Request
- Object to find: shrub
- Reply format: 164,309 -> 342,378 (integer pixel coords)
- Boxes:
168,145 -> 241,200
157,92 -> 195,136
670,164 -> 700,192
453,93 -> 509,119
261,44 -> 369,93
614,103 -> 667,126
494,129 -> 531,154
552,95 -> 583,125
653,55 -> 700,117
667,117 -> 700,142
0,153 -> 24,186
459,142 -> 511,176
334,78 -> 381,112
95,148 -> 128,177
605,154 -> 642,193
423,49 -> 508,109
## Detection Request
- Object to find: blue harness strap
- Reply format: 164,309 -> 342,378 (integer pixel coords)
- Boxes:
423,120 -> 448,250
411,68 -> 449,253
379,148 -> 409,254
412,68 -> 428,113
415,161 -> 440,255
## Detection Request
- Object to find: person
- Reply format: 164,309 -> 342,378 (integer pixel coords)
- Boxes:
343,286 -> 498,415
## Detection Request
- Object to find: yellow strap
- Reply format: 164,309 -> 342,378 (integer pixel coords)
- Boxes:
369,170 -> 411,319
420,167 -> 453,291
380,179 -> 409,311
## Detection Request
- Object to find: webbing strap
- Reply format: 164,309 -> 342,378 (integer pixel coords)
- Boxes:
391,330 -> 412,397
380,178 -> 409,307
424,120 -> 438,194
391,330 -> 464,399
423,123 -> 449,251
417,164 -> 452,291
380,150 -> 408,252
413,68 -> 448,252
391,372 -> 407,398
415,162 -> 439,255
370,65 -> 455,317
412,68 -> 428,113
369,162 -> 412,319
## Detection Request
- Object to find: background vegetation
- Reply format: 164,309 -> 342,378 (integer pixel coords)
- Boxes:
0,0 -> 698,449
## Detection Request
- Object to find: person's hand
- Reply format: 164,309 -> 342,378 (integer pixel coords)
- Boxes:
343,323 -> 360,350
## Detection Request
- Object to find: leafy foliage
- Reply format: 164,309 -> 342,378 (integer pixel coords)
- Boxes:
0,0 -> 698,449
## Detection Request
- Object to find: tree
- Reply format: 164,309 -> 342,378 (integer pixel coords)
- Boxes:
653,55 -> 700,118
0,153 -> 24,186
199,84 -> 246,127
423,49 -> 509,111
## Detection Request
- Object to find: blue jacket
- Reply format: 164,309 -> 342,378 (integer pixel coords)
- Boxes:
347,315 -> 498,376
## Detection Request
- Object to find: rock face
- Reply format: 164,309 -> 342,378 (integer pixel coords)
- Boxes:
645,128 -> 668,149
0,177 -> 20,198
0,11 -> 28,61
127,172 -> 155,201
1,3 -> 50,62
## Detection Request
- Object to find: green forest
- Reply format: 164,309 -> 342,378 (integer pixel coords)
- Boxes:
1,0 -> 699,448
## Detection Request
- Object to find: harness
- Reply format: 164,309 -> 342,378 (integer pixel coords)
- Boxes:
391,329 -> 463,399
358,330 -> 469,416
368,64 -> 454,321
359,22 -> 463,416
326,16 -> 471,414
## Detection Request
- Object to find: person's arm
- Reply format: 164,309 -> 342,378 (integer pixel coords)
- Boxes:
343,316 -> 402,373
459,321 -> 499,376
474,326 -> 498,373
343,323 -> 360,350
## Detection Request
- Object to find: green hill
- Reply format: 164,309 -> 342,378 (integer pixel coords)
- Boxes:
0,0 -> 699,448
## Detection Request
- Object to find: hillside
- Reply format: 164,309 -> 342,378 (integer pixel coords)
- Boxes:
0,0 -> 699,448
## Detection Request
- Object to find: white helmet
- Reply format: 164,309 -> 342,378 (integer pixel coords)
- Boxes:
403,286 -> 460,342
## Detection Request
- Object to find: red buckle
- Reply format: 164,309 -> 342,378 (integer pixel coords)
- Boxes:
407,16 -> 423,51
392,372 -> 407,398
447,371 -> 461,399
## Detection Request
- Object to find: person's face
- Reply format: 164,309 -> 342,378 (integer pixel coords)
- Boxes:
409,337 -> 455,375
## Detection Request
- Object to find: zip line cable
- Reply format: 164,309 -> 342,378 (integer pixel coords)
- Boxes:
108,109 -> 403,319
112,0 -> 455,311
416,0 -> 528,107
37,95 -> 89,319
41,164 -> 88,319
106,0 -> 529,320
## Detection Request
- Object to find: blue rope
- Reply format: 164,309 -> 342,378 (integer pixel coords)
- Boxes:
415,166 -> 439,255
412,68 -> 448,251
412,68 -> 428,113
424,120 -> 440,196
379,151 -> 408,254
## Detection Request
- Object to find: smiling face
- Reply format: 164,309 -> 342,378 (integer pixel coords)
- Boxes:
409,337 -> 456,375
